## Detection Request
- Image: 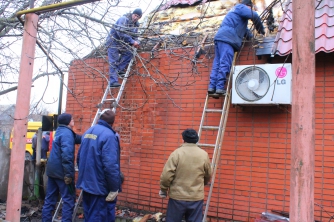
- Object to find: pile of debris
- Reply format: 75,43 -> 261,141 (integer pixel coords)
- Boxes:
0,199 -> 42,222
115,207 -> 166,222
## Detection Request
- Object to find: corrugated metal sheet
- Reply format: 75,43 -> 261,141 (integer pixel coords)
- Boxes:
272,0 -> 334,56
256,36 -> 276,56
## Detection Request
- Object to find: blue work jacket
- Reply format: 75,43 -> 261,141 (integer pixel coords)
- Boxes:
76,120 -> 121,195
46,125 -> 82,180
106,13 -> 140,47
214,4 -> 265,51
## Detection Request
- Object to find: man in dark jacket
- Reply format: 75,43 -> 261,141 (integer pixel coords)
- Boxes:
106,8 -> 142,88
76,110 -> 121,221
208,0 -> 265,95
42,113 -> 82,222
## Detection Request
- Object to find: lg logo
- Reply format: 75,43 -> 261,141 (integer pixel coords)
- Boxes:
276,79 -> 286,85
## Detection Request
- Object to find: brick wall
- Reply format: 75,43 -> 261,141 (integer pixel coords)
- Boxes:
67,46 -> 334,221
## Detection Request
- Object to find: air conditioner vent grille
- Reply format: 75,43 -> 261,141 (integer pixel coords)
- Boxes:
235,66 -> 270,102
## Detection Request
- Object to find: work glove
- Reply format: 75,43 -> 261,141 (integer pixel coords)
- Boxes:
106,190 -> 118,202
64,176 -> 72,185
159,190 -> 167,198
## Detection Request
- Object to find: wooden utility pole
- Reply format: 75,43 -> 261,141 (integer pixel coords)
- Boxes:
290,0 -> 315,221
6,1 -> 101,221
6,13 -> 39,222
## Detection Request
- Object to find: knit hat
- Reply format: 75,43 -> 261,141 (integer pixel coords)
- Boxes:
100,110 -> 115,125
241,0 -> 253,6
132,8 -> 142,17
58,113 -> 72,125
182,129 -> 199,144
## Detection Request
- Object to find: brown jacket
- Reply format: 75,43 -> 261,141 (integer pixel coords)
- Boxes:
160,143 -> 212,201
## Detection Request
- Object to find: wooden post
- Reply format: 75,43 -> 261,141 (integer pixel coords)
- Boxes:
6,13 -> 38,222
290,0 -> 315,221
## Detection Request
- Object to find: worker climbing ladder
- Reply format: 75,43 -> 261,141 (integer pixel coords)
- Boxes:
52,57 -> 135,222
197,53 -> 237,222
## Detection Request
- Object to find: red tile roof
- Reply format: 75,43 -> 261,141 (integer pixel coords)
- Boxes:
159,0 -> 205,11
272,0 -> 334,56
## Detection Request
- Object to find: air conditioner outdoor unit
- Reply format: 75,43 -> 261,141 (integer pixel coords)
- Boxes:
232,63 -> 292,105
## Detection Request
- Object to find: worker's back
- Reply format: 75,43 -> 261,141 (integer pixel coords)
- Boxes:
162,143 -> 211,201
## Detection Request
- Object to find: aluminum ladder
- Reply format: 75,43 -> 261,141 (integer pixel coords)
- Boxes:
198,53 -> 237,222
52,57 -> 135,222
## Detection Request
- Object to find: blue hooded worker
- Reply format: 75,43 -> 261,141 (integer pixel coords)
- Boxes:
208,0 -> 265,95
106,8 -> 142,88
76,110 -> 121,221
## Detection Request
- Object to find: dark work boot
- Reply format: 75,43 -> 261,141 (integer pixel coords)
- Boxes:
216,89 -> 226,95
208,88 -> 215,94
110,82 -> 121,88
118,70 -> 126,78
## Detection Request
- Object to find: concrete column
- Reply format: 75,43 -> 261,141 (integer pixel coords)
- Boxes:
290,0 -> 315,221
6,13 -> 38,222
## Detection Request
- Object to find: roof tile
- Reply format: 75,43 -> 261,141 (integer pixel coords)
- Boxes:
272,0 -> 334,56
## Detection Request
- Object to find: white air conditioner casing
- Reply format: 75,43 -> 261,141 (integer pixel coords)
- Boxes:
232,63 -> 292,105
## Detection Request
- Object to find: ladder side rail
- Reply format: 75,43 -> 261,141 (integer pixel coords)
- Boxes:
71,86 -> 112,221
92,85 -> 111,126
112,54 -> 135,113
70,86 -> 115,221
209,88 -> 232,170
52,201 -> 62,221
206,52 -> 237,172
72,190 -> 83,221
210,93 -> 230,168
72,53 -> 135,221
53,85 -> 111,222
203,89 -> 232,221
198,94 -> 210,141
202,52 -> 237,222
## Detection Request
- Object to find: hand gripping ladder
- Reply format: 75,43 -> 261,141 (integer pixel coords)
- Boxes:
52,56 -> 135,222
198,53 -> 237,222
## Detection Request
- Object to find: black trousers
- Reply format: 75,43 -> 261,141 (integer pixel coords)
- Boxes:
166,198 -> 203,222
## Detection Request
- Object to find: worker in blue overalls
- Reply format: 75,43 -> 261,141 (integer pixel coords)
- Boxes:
208,0 -> 265,95
106,9 -> 142,88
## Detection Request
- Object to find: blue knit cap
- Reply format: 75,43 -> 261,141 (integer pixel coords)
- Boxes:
241,0 -> 253,6
58,113 -> 72,125
132,8 -> 142,17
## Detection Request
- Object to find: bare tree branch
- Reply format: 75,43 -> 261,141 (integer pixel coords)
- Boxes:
0,72 -> 59,96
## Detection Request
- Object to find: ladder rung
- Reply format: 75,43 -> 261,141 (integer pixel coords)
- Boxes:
104,98 -> 115,102
197,143 -> 215,147
201,126 -> 219,130
205,109 -> 223,113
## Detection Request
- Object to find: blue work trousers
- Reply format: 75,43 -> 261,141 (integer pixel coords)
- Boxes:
82,191 -> 110,221
41,147 -> 48,159
166,198 -> 203,222
107,43 -> 133,84
107,197 -> 118,222
42,177 -> 76,222
209,41 -> 234,90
